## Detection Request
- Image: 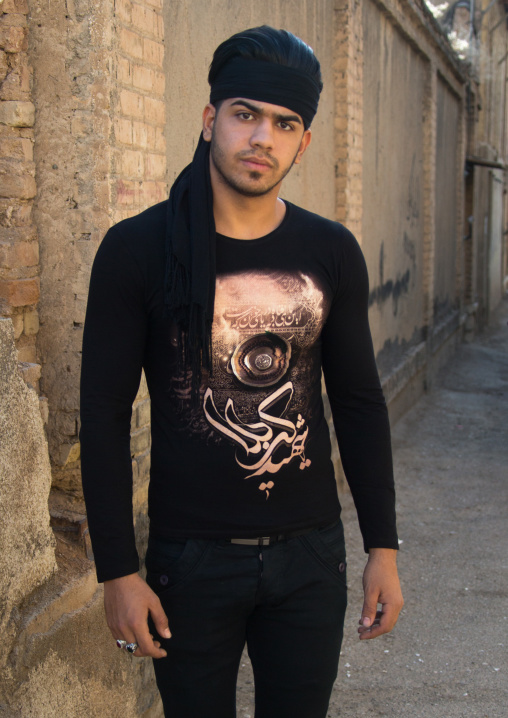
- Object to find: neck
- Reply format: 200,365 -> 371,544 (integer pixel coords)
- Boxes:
210,162 -> 286,240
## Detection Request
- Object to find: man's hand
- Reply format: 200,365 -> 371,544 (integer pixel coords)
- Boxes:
104,572 -> 171,658
358,548 -> 403,640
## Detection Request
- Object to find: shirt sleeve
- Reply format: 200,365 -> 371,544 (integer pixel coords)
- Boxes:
321,229 -> 398,552
80,226 -> 147,582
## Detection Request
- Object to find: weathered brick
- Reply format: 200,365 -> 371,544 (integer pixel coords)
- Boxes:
143,0 -> 162,9
143,38 -> 164,67
155,13 -> 164,41
119,88 -> 144,119
0,0 -> 29,13
131,3 -> 156,35
132,120 -> 154,149
115,0 -> 132,24
0,162 -> 36,199
154,126 -> 166,153
0,240 -> 38,268
0,50 -> 9,84
117,55 -> 132,85
142,180 -> 167,205
144,96 -> 164,125
114,116 -> 133,145
0,12 -> 28,27
119,27 -> 143,60
0,68 -> 31,101
23,308 -> 39,335
0,224 -> 36,242
153,70 -> 164,96
115,179 -> 139,206
145,152 -> 165,180
11,311 -> 23,338
0,100 -> 34,127
122,148 -> 144,177
0,276 -> 39,306
0,25 -> 27,53
132,63 -> 153,92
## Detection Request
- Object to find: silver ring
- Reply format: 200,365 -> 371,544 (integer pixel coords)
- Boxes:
125,642 -> 138,654
116,639 -> 127,649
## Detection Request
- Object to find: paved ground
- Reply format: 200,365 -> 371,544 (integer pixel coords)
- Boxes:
237,296 -> 508,717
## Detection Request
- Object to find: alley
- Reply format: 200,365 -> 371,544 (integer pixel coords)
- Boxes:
237,297 -> 508,718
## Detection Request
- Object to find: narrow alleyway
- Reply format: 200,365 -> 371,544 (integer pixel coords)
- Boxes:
237,296 -> 508,718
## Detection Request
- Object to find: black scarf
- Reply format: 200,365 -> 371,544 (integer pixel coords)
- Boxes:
164,134 -> 215,403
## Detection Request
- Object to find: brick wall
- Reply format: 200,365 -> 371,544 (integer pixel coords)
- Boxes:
0,0 -> 40,372
112,0 -> 167,225
334,0 -> 364,243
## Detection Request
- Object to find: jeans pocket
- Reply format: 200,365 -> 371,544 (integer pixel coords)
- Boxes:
299,520 -> 347,584
145,536 -> 210,597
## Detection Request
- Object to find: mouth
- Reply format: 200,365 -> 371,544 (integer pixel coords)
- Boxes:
240,156 -> 273,171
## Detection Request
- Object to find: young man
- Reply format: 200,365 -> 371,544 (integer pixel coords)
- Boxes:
80,26 -> 403,718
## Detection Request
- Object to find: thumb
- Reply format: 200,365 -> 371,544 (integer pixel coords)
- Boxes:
150,599 -> 171,639
360,595 -> 378,627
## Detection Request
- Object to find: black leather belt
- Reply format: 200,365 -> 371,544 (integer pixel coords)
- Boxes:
228,525 -> 317,546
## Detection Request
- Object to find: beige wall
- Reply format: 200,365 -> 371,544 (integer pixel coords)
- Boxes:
435,76 -> 460,320
362,0 -> 427,370
162,0 -> 336,220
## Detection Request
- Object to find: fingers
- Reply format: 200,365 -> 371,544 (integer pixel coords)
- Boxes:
104,573 -> 170,660
360,596 -> 378,632
114,623 -> 167,659
358,604 -> 398,640
150,597 -> 172,640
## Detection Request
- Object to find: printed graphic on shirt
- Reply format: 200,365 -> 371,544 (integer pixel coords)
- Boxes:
200,270 -> 328,498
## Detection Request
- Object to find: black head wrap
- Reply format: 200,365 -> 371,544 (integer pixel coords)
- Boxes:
165,57 -> 321,402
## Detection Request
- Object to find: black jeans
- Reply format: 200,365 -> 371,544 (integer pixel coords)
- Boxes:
145,520 -> 347,718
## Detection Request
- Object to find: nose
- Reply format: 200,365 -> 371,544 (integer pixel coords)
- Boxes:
250,118 -> 274,150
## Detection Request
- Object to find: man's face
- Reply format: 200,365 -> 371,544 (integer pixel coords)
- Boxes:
202,98 -> 311,198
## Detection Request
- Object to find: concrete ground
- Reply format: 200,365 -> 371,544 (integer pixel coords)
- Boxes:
236,296 -> 508,717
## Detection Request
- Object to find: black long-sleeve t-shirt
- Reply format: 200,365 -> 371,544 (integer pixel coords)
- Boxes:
80,200 -> 398,582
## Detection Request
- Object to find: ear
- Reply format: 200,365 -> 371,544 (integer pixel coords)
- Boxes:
293,129 -> 312,165
202,103 -> 216,142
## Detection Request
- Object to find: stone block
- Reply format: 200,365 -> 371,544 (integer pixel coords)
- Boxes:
0,276 -> 39,306
0,136 -> 33,161
0,25 -> 27,53
0,318 -> 56,653
0,100 -> 34,127
0,49 -> 8,84
0,170 -> 36,199
0,0 -> 29,13
17,360 -> 41,387
0,239 -> 38,268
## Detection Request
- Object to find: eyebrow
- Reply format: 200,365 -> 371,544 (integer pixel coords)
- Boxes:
230,99 -> 302,126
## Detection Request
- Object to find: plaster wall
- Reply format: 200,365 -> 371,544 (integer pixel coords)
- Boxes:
362,0 -> 427,374
162,0 -> 336,221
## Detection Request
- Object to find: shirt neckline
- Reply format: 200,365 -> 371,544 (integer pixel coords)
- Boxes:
216,200 -> 292,246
